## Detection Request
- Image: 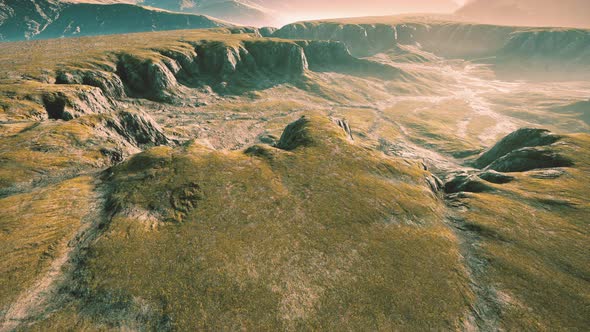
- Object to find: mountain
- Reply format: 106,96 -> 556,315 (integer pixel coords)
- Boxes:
0,0 -> 61,41
60,0 -> 461,27
0,0 -> 230,41
139,0 -> 279,26
456,0 -> 590,29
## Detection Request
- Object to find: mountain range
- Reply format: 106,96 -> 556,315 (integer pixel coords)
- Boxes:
0,0 -> 229,41
60,0 -> 462,27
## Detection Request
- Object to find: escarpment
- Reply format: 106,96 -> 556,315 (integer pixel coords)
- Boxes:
38,86 -> 114,121
274,21 -> 514,58
274,19 -> 590,73
15,35 -> 408,113
296,40 -> 401,78
193,40 -> 309,80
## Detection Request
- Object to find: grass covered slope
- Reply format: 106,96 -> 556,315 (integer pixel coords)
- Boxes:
31,115 -> 472,330
0,176 -> 96,319
446,131 -> 590,330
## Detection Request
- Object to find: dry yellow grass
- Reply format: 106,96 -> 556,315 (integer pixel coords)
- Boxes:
0,176 -> 95,310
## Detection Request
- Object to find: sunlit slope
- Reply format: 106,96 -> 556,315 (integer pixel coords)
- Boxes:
25,115 -> 472,330
444,130 -> 590,330
0,28 -> 401,192
0,19 -> 589,331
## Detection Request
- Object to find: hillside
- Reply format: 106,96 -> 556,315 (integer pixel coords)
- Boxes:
274,15 -> 590,80
456,0 -> 590,29
140,0 -> 279,27
58,0 -> 461,27
0,16 -> 589,331
0,0 -> 229,41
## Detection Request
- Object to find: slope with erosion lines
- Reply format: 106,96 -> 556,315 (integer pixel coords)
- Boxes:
0,19 -> 589,330
0,0 -> 231,41
273,16 -> 590,80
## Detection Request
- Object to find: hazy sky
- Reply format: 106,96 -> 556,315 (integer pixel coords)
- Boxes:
269,0 -> 466,23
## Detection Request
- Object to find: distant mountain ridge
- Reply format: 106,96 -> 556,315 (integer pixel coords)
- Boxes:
456,0 -> 590,29
0,0 -> 230,41
58,0 -> 461,27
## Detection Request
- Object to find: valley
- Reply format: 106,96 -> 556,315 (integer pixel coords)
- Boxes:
0,15 -> 589,331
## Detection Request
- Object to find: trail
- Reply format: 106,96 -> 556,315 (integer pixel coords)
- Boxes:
0,179 -> 107,332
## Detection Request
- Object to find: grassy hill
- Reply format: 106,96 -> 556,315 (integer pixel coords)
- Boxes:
0,17 -> 589,330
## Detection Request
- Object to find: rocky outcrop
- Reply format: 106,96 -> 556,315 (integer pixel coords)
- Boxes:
295,40 -> 401,78
56,69 -> 125,99
274,21 -> 514,58
116,53 -> 179,102
444,169 -> 515,194
485,148 -> 573,173
473,128 -> 573,173
41,87 -> 113,120
478,170 -> 515,184
193,40 -> 309,80
243,40 -> 309,75
334,118 -> 353,140
473,128 -> 561,169
444,173 -> 494,194
103,109 -> 174,148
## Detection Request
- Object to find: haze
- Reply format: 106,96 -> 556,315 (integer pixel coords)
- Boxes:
265,0 -> 464,23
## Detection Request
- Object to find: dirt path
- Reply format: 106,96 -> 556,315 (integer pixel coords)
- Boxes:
0,180 -> 106,332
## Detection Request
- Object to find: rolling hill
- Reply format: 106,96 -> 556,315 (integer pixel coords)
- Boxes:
0,14 -> 589,331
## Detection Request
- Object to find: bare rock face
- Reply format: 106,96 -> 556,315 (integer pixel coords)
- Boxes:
471,128 -> 574,173
243,41 -> 309,76
474,128 -> 561,169
56,70 -> 126,99
444,173 -> 494,194
334,118 -> 353,140
485,147 -> 573,173
478,170 -> 515,184
296,40 -> 401,78
116,54 -> 179,102
41,87 -> 112,120
194,40 -> 309,80
274,21 -> 512,58
103,109 -> 174,148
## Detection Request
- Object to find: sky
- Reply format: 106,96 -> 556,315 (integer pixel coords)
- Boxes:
268,0 -> 468,23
